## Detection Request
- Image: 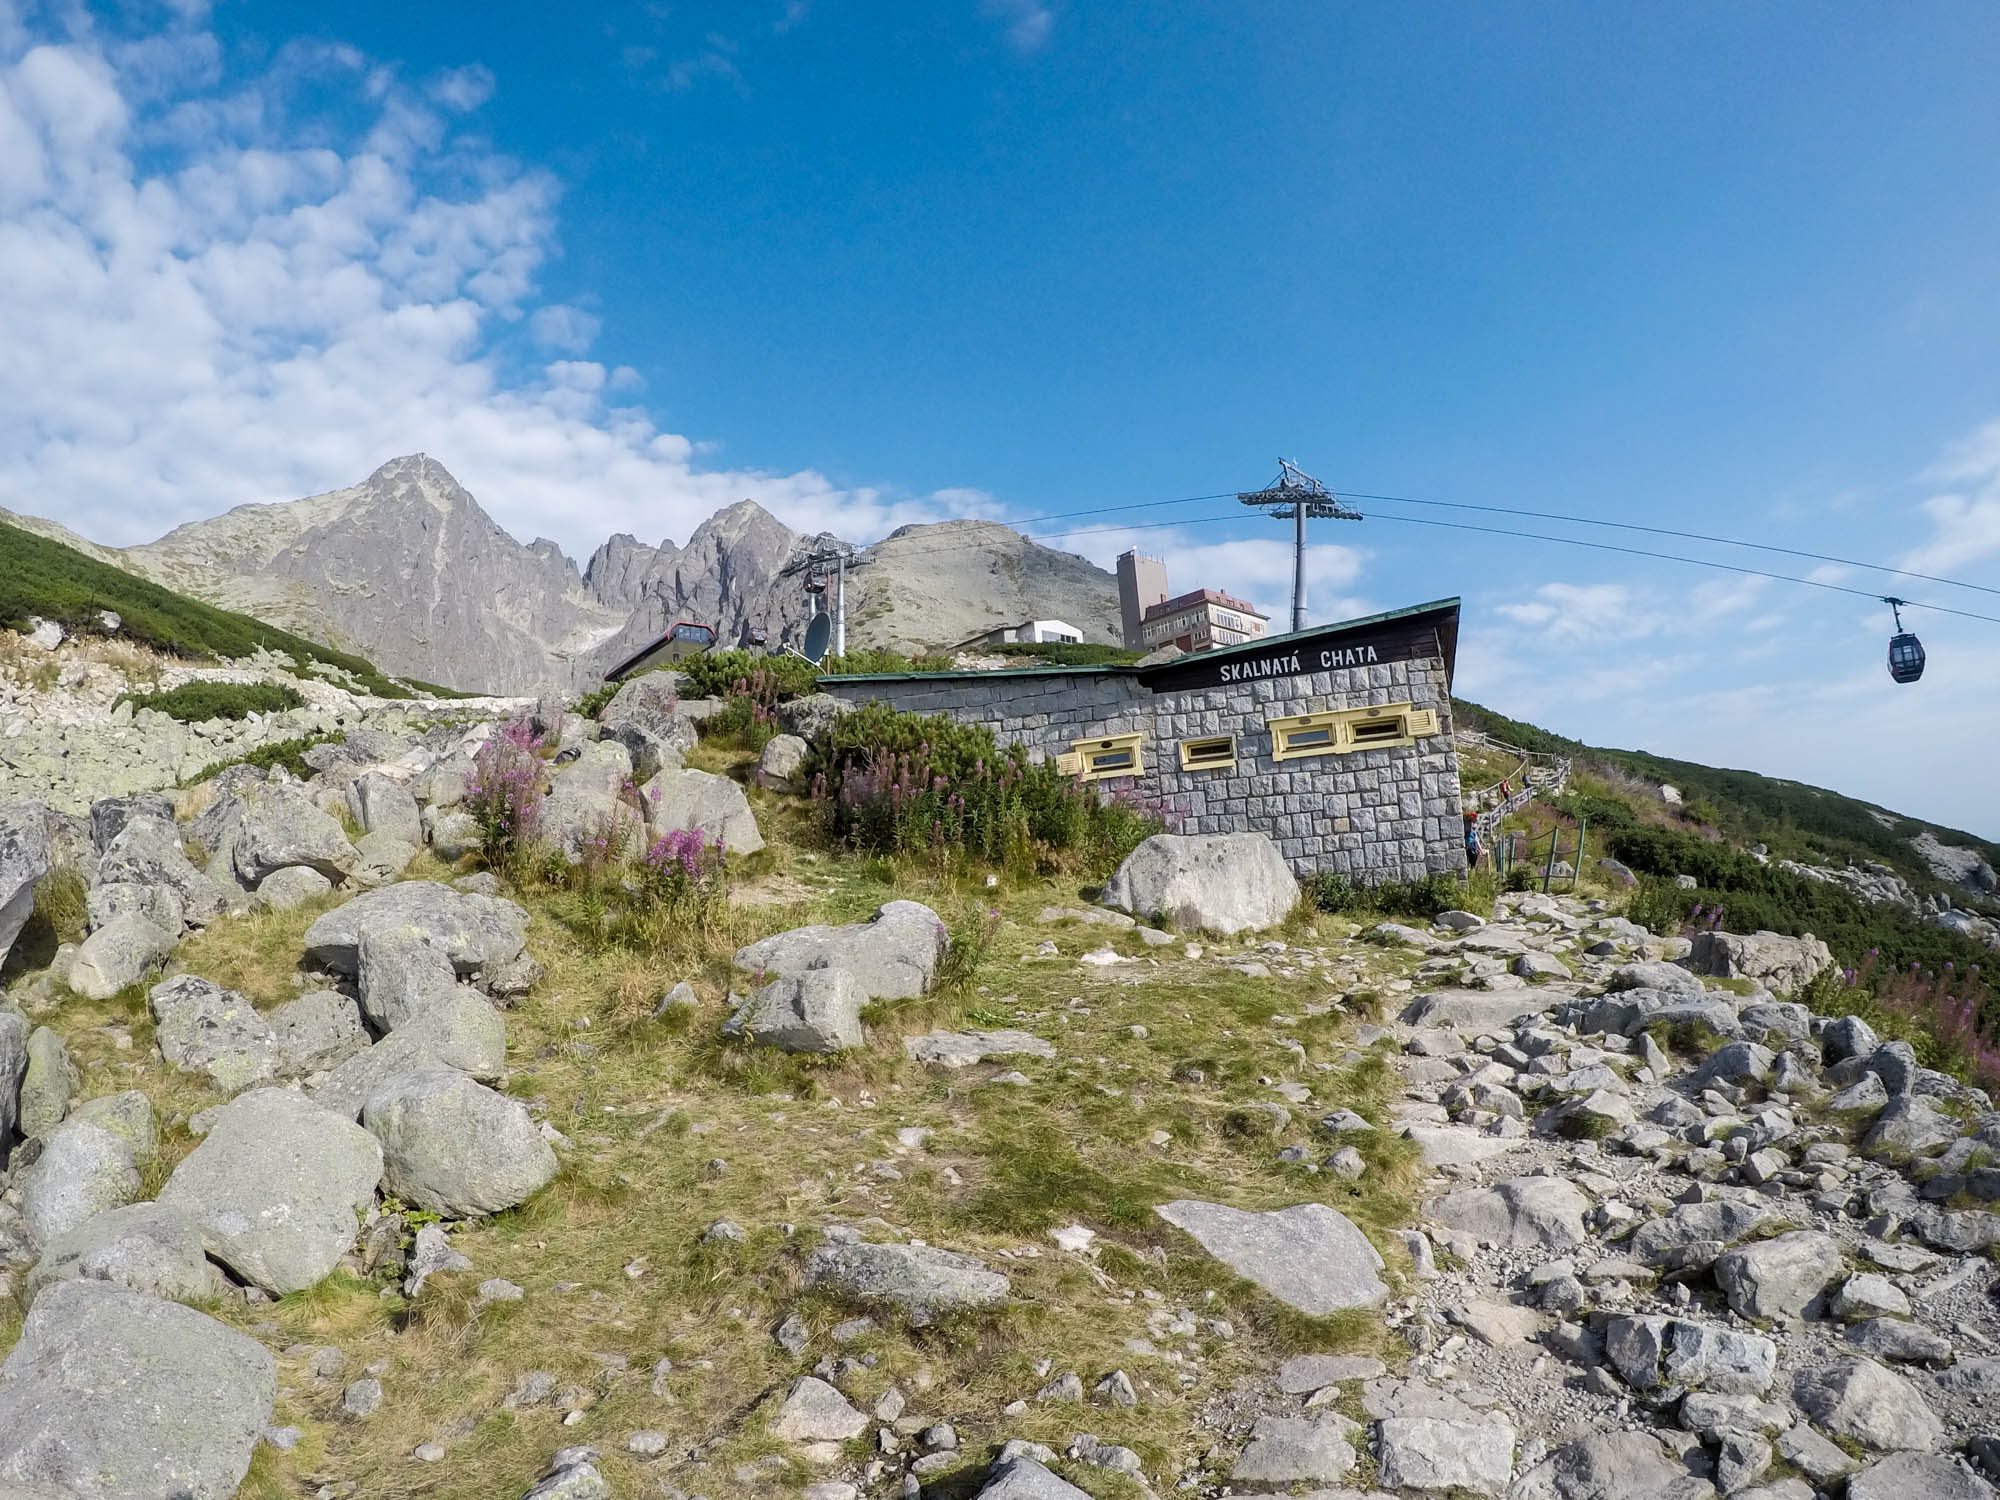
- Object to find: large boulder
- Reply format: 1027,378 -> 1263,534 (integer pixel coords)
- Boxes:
1099,832 -> 1299,935
147,974 -> 279,1093
268,990 -> 369,1075
95,813 -> 228,926
736,900 -> 946,1000
0,801 -> 52,972
309,988 -> 507,1119
1847,1454 -> 1995,1500
754,733 -> 810,790
1688,929 -> 1833,994
974,1459 -> 1093,1500
255,864 -> 333,911
345,771 -> 424,845
1607,961 -> 1704,996
643,767 -> 765,855
231,784 -> 358,884
67,914 -> 178,1001
776,692 -> 852,742
601,712 -> 694,783
723,970 -> 866,1054
0,1279 -> 275,1500
1425,1176 -> 1590,1251
538,741 -> 644,863
1629,1199 -> 1781,1263
1604,1315 -> 1778,1394
70,1090 -> 157,1162
1375,1416 -> 1516,1497
1791,1359 -> 1943,1452
1155,1199 -> 1387,1314
357,925 -> 462,1031
88,792 -> 175,851
23,1200 -> 216,1306
1713,1231 -> 1844,1319
803,1240 -> 1010,1326
599,671 -> 689,730
1402,989 -> 1560,1033
362,1064 -> 559,1218
18,1025 -> 76,1138
303,879 -> 529,979
85,879 -> 186,936
158,1086 -> 383,1293
1513,1431 -> 1716,1500
20,1119 -> 142,1248
0,1008 -> 29,1142
1230,1413 -> 1358,1489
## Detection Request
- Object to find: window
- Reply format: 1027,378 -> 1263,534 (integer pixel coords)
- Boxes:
1070,732 -> 1145,781
1270,711 -> 1343,761
1269,703 -> 1441,760
1179,734 -> 1236,771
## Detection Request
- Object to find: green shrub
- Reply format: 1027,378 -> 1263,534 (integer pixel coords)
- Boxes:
1304,869 -> 1462,922
184,731 -> 345,785
675,646 -> 954,702
117,681 -> 305,723
571,680 -> 621,719
803,701 -> 1158,876
698,667 -> 783,752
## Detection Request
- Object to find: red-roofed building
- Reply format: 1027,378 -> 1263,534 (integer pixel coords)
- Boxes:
1140,587 -> 1269,653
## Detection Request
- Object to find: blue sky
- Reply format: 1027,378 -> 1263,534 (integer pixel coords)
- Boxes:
2,1 -> 1998,832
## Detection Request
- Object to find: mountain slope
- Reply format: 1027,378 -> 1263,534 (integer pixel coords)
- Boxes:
11,458 -> 1128,696
127,456 -> 626,696
0,515 -> 438,698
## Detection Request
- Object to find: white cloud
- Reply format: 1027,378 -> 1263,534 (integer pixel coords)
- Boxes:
0,9 -> 961,560
528,303 -> 601,354
982,0 -> 1054,53
1899,419 -> 2000,576
428,63 -> 494,112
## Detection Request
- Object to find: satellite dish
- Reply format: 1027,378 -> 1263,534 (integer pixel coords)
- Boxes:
802,613 -> 833,665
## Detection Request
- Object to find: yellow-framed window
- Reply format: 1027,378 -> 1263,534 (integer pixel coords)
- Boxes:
1269,703 -> 1439,759
1070,732 -> 1145,781
1178,734 -> 1236,771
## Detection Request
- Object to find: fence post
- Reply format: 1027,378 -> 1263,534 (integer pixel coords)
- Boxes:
1572,816 -> 1588,892
1542,827 -> 1560,893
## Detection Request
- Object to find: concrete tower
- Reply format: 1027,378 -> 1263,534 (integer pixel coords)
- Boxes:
1116,550 -> 1169,649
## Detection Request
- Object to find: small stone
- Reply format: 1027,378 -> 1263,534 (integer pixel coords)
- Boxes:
343,1377 -> 383,1418
627,1430 -> 669,1457
414,1443 -> 446,1462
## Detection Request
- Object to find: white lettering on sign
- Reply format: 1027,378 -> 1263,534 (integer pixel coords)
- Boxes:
1217,651 -> 1303,684
1318,645 -> 1380,670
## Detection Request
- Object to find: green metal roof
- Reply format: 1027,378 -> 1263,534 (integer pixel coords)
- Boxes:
819,597 -> 1462,686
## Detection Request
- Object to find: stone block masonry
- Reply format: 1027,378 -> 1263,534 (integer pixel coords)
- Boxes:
819,600 -> 1468,883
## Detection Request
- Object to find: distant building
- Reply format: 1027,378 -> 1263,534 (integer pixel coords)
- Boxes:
1140,588 -> 1268,654
953,619 -> 1085,651
1115,551 -> 1169,649
1116,549 -> 1266,653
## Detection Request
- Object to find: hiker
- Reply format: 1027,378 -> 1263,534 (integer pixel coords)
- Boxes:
1464,814 -> 1483,869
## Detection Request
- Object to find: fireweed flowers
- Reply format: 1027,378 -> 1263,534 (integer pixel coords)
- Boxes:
466,718 -> 548,873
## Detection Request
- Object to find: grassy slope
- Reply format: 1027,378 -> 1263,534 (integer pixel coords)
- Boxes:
0,518 -> 467,699
1453,697 -> 2000,877
5,757 -> 1428,1500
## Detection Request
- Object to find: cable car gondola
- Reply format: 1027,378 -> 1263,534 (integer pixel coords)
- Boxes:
1884,597 -> 1925,685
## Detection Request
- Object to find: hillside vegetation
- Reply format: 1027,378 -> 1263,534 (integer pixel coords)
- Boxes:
1455,696 -> 2000,1042
1453,697 -> 2000,874
0,518 -> 462,699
